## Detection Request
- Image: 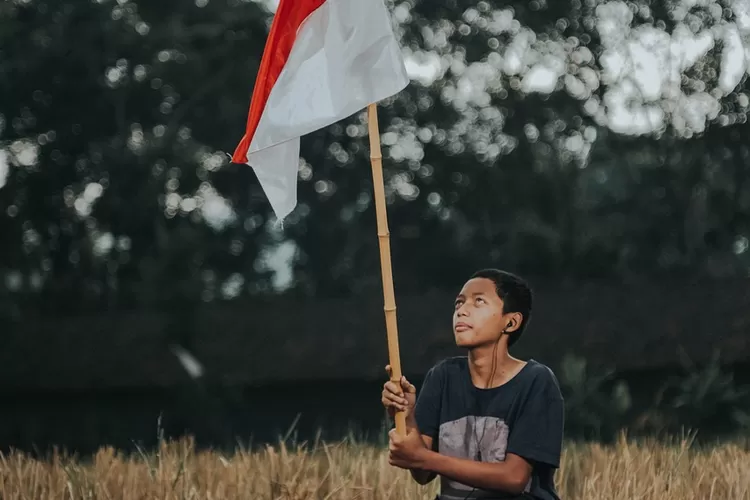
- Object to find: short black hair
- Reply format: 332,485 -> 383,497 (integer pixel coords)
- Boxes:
470,268 -> 533,347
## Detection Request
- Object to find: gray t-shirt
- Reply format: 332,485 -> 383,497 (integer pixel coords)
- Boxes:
414,356 -> 564,500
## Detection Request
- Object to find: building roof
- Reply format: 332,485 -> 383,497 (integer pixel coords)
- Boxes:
2,278 -> 749,391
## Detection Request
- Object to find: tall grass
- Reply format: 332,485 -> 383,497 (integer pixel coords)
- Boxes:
1,433 -> 749,499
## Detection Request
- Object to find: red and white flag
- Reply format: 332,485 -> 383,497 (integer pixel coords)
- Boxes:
231,0 -> 410,221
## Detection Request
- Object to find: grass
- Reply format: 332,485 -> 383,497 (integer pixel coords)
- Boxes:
1,433 -> 750,499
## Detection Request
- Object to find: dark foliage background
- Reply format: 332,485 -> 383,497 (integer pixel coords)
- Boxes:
2,0 -> 750,454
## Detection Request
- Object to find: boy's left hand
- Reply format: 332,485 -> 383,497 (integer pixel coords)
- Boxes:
388,427 -> 429,470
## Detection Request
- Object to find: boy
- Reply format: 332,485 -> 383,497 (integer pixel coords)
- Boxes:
381,269 -> 564,500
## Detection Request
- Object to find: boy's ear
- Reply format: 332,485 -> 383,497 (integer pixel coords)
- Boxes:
503,313 -> 523,333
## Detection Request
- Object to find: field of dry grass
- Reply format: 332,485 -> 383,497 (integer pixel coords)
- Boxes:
1,433 -> 749,499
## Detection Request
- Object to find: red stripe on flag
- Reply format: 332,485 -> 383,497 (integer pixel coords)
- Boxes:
232,0 -> 326,163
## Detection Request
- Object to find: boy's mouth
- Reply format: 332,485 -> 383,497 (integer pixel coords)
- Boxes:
454,322 -> 472,332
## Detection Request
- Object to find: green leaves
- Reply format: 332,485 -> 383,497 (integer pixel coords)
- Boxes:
558,353 -> 632,442
656,349 -> 750,435
2,0 -> 750,309
557,350 -> 750,442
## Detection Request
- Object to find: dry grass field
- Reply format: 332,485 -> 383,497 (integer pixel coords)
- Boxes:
1,433 -> 749,499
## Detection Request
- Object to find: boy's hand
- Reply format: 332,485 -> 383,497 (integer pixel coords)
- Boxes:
381,365 -> 417,421
388,427 -> 429,470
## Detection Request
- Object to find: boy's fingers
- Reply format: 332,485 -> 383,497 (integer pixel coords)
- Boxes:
400,376 -> 416,393
383,401 -> 406,412
383,392 -> 409,407
384,381 -> 404,397
382,396 -> 403,410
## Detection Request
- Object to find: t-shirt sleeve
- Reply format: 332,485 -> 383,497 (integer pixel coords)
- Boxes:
414,364 -> 443,439
505,370 -> 564,468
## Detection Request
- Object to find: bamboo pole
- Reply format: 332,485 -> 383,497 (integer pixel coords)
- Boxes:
367,102 -> 406,436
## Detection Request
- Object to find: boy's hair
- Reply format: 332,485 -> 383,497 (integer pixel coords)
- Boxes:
470,268 -> 533,347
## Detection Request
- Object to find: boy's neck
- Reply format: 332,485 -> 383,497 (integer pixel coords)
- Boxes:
467,344 -> 525,389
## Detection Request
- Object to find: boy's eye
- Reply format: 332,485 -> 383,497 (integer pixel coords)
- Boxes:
476,297 -> 485,304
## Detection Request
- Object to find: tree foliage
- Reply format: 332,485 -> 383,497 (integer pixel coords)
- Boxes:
1,0 -> 749,318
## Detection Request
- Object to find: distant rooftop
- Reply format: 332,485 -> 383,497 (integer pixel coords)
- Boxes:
2,278 -> 749,391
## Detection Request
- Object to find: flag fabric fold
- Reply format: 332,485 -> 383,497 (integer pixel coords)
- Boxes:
232,0 -> 410,221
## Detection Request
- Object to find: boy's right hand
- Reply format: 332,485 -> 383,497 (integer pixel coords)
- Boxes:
382,365 -> 417,420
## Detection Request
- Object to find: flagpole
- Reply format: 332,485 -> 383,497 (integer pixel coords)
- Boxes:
367,102 -> 406,436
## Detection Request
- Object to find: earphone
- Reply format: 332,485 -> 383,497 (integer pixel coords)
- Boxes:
465,319 -> 515,500
463,318 -> 517,500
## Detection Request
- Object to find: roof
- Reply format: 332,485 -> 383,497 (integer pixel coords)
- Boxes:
2,278 -> 749,391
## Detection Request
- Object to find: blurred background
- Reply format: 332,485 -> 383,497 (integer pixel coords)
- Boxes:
1,0 -> 750,457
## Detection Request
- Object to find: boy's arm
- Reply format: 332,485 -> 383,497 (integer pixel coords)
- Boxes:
505,370 -> 565,469
409,364 -> 443,485
419,449 -> 532,494
407,417 -> 437,484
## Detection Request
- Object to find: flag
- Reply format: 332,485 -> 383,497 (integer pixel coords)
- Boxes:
231,0 -> 410,221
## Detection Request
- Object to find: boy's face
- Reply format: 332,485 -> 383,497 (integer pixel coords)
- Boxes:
452,277 -> 510,348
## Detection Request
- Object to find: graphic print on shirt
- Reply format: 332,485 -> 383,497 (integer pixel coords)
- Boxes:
438,416 -> 531,495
